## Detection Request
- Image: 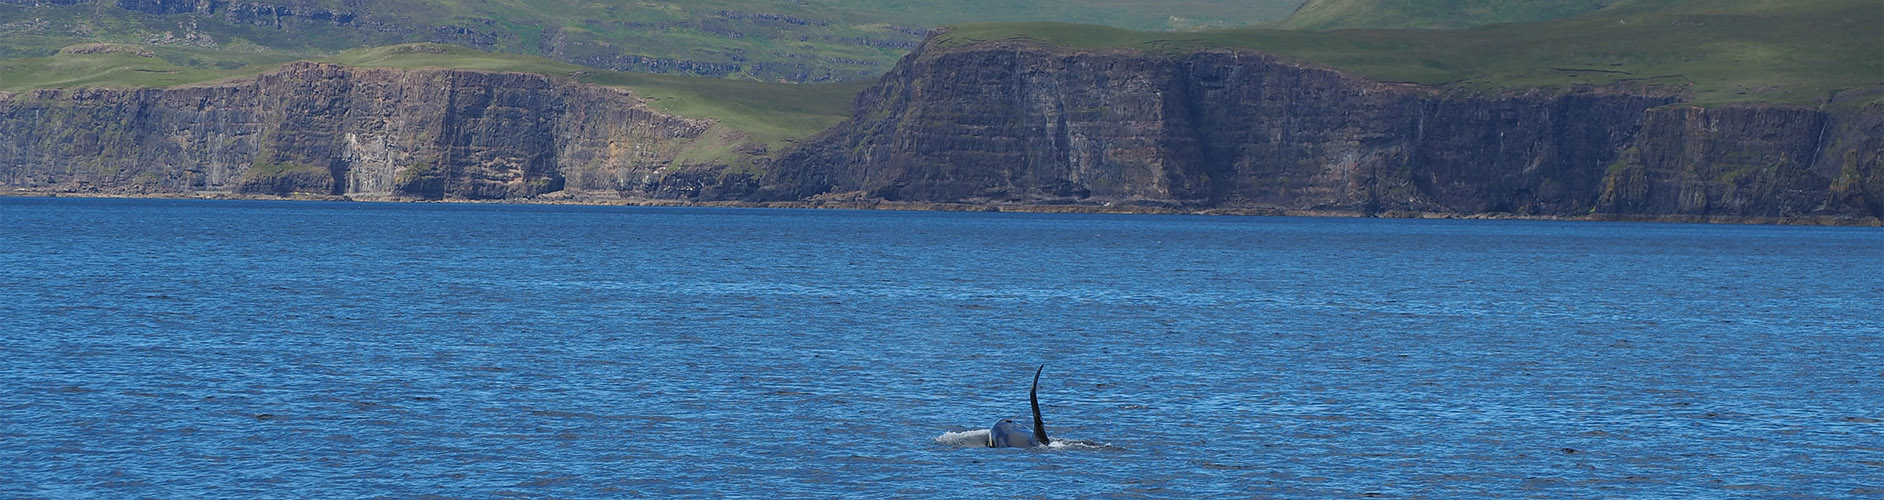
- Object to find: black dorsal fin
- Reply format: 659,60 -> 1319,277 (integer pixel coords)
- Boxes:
1030,364 -> 1050,445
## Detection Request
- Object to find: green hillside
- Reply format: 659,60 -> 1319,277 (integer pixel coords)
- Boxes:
4,0 -> 1874,168
939,0 -> 1882,105
0,43 -> 276,90
323,44 -> 870,158
0,0 -> 1306,82
0,42 -> 867,168
1279,0 -> 1620,30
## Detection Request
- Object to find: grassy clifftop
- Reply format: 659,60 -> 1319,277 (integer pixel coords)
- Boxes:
322,44 -> 869,158
935,0 -> 1881,105
0,43 -> 275,91
0,43 -> 865,169
0,0 -> 1306,83
1279,0 -> 1620,30
3,0 -> 1873,165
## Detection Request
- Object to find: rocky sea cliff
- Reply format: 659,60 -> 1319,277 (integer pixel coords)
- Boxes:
0,62 -> 750,201
760,39 -> 1883,223
4,37 -> 1880,223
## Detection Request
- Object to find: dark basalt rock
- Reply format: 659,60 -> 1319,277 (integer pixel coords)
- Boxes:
3,34 -> 1879,222
762,37 -> 1884,222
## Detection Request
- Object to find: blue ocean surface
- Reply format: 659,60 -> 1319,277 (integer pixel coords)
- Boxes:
2,197 -> 1880,498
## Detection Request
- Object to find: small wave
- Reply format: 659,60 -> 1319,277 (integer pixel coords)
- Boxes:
1048,439 -> 1126,451
935,429 -> 991,448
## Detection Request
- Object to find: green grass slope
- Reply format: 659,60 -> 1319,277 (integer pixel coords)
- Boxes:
0,0 -> 1306,82
0,42 -> 866,168
939,0 -> 1881,105
3,0 -> 1872,169
1279,0 -> 1620,30
323,44 -> 869,160
0,43 -> 279,90
820,0 -> 1306,31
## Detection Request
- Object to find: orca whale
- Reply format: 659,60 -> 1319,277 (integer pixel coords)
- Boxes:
988,365 -> 1051,448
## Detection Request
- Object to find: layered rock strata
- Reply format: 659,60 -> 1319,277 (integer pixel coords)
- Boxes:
4,37 -> 1879,223
762,40 -> 1883,222
0,62 -> 738,200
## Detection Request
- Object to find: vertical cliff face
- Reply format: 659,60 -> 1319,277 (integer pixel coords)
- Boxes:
766,43 -> 1679,214
1823,103 -> 1884,218
1598,102 -> 1884,219
766,39 -> 1884,221
5,39 -> 1878,222
0,62 -> 734,200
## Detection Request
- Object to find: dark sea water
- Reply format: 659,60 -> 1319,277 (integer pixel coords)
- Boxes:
3,197 -> 1881,498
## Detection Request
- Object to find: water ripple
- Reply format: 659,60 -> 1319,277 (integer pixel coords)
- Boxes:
2,198 -> 1880,497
